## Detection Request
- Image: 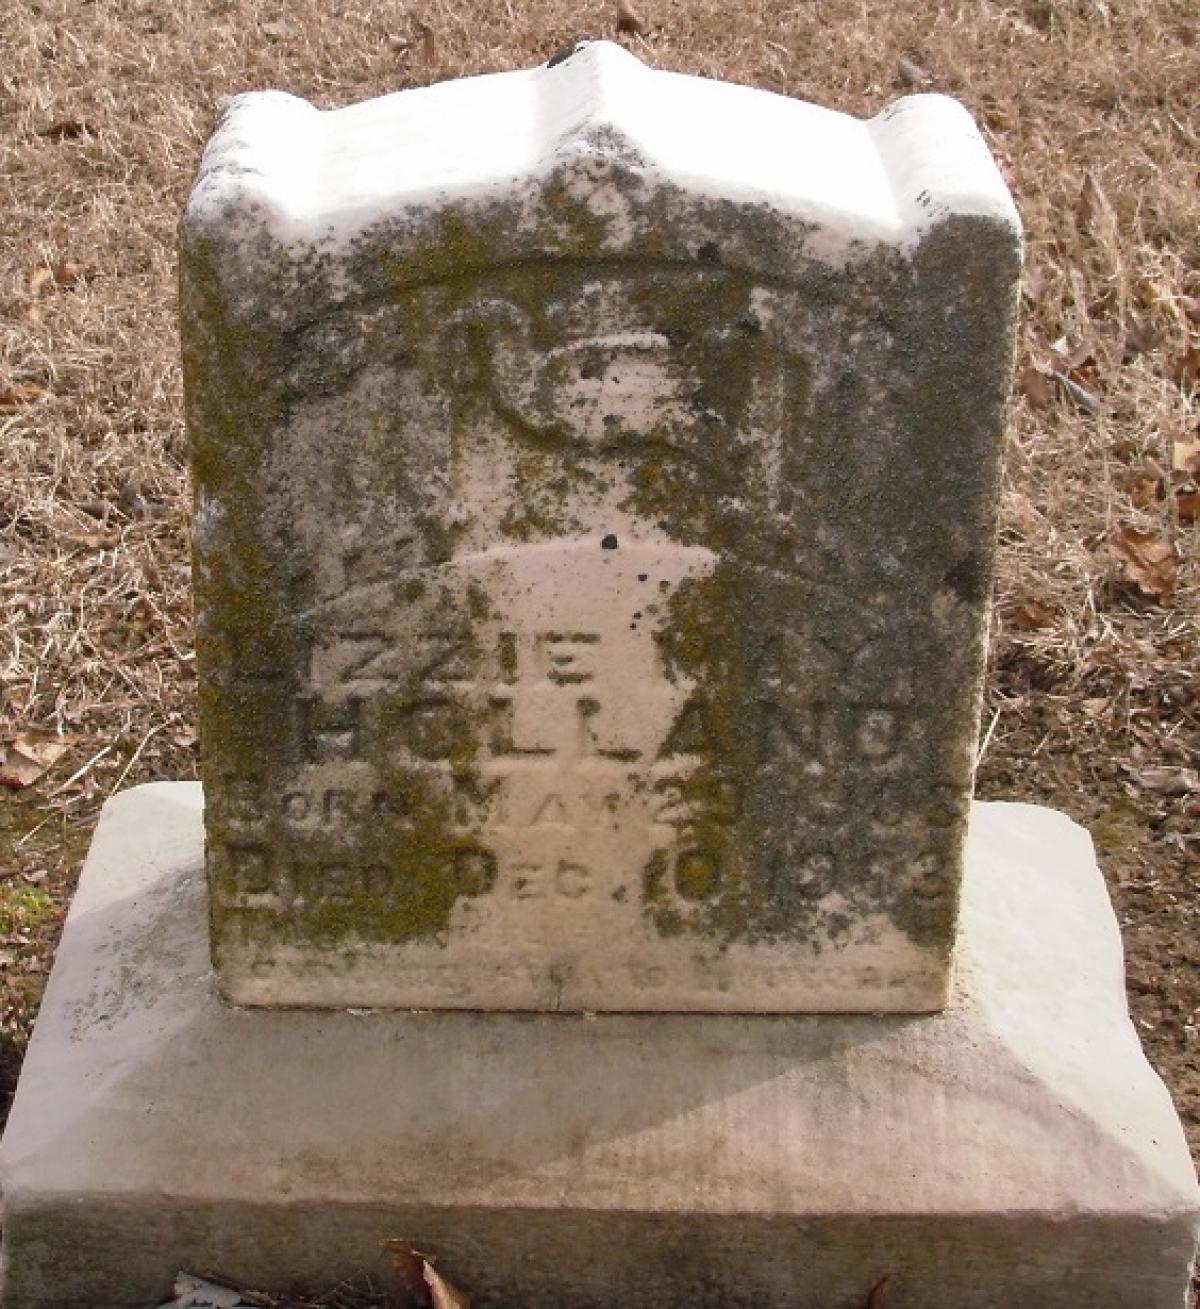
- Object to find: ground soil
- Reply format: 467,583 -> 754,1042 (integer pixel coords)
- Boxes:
1,0 -> 1197,1302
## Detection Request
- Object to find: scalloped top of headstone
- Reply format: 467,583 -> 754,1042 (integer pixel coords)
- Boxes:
185,40 -> 1018,281
183,45 -> 1022,1014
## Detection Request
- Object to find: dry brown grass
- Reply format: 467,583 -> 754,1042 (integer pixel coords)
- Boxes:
1,0 -> 1197,1235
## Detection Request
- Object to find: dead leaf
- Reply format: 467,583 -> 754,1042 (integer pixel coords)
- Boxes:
1019,365 -> 1055,410
866,1273 -> 893,1308
0,381 -> 48,411
0,735 -> 69,790
1172,436 -> 1200,476
1110,526 -> 1178,604
1124,765 -> 1200,796
424,1261 -> 471,1309
29,259 -> 91,299
77,531 -> 118,549
1051,369 -> 1102,415
1063,336 -> 1099,376
1173,345 -> 1200,388
547,39 -> 589,68
1021,264 -> 1049,303
118,481 -> 149,519
382,1239 -> 429,1299
1128,475 -> 1161,509
1010,598 -> 1054,631
1136,276 -> 1171,311
1175,486 -> 1199,523
896,57 -> 930,87
1123,317 -> 1159,360
38,118 -> 91,141
1076,170 -> 1116,234
1127,458 -> 1166,509
615,0 -> 648,35
382,1239 -> 470,1309
168,1273 -> 248,1307
53,257 -> 88,287
413,18 -> 436,64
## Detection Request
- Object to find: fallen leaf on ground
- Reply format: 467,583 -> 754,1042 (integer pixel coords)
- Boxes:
1076,169 -> 1117,235
547,38 -> 589,67
0,381 -> 47,410
382,1239 -> 471,1309
1010,598 -> 1055,630
167,1273 -> 248,1307
866,1273 -> 893,1307
29,258 -> 92,299
1123,765 -> 1200,796
0,736 -> 69,790
1021,264 -> 1049,303
616,0 -> 648,35
28,267 -> 54,297
1175,486 -> 1199,523
1127,460 -> 1165,509
1172,436 -> 1200,477
1173,345 -> 1200,388
38,118 -> 91,140
1061,336 -> 1099,376
1019,365 -> 1055,409
1123,317 -> 1159,360
413,18 -> 436,64
425,1261 -> 471,1309
1110,526 -> 1178,604
382,1238 -> 429,1297
896,56 -> 930,86
1052,369 -> 1102,415
52,257 -> 89,287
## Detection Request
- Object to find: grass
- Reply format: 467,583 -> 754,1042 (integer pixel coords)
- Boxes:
0,885 -> 55,937
0,0 -> 1197,1301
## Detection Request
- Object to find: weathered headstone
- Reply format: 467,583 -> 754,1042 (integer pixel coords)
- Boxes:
2,46 -> 1196,1309
183,41 -> 1021,1011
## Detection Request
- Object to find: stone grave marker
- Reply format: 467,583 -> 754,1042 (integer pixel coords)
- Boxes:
2,44 -> 1196,1309
183,40 -> 1021,1012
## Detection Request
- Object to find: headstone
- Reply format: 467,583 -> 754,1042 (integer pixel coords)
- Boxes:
2,45 -> 1197,1309
182,41 -> 1021,1012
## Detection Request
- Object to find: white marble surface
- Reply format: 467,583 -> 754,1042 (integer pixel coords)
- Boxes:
187,41 -> 1019,260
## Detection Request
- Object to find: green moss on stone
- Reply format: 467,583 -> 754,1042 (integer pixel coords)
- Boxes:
183,154 -> 1018,969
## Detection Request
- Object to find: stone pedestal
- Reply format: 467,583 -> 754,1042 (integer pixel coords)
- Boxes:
1,782 -> 1196,1309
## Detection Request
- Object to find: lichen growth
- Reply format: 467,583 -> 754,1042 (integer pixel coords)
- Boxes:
182,144 -> 1019,975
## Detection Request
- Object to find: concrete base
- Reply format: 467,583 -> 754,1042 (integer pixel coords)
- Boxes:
1,784 -> 1196,1309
